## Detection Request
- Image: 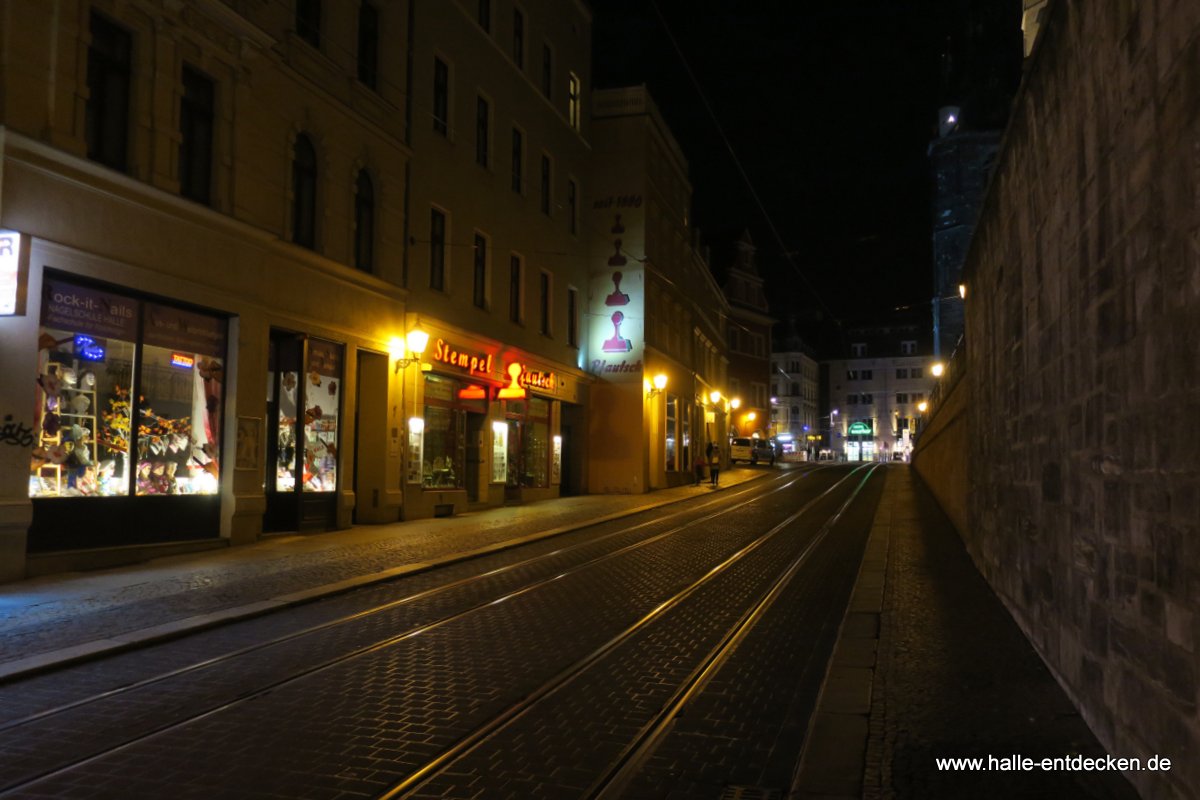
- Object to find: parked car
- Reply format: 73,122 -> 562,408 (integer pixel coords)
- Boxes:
751,439 -> 777,466
729,437 -> 754,463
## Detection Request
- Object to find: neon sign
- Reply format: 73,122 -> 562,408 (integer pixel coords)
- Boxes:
518,368 -> 556,393
848,421 -> 872,435
458,384 -> 487,400
170,353 -> 195,369
431,338 -> 494,377
73,334 -> 106,362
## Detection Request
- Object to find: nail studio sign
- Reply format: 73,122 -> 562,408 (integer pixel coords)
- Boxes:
431,338 -> 494,378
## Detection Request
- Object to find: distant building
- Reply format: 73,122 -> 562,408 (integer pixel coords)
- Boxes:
711,231 -> 775,440
822,320 -> 938,462
771,322 -> 819,457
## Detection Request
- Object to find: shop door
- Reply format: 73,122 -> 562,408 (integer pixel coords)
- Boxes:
465,412 -> 485,502
264,331 -> 342,532
353,349 -> 388,523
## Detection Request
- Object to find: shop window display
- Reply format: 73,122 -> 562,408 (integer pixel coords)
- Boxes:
29,279 -> 227,498
269,336 -> 341,494
505,397 -> 549,489
420,375 -> 484,490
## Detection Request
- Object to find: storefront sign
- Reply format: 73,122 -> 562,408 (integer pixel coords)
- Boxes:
848,421 -> 873,435
516,366 -> 556,393
431,338 -> 494,378
458,384 -> 488,400
43,279 -> 138,340
0,230 -> 28,316
170,353 -> 195,369
145,303 -> 227,356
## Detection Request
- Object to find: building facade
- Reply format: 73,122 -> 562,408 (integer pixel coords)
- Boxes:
823,322 -> 938,462
0,0 -> 420,580
714,231 -> 773,440
588,87 -> 730,492
770,327 -> 819,457
401,0 -> 594,516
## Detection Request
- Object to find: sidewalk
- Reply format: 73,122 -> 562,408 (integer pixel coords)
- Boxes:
0,469 -> 765,682
793,465 -> 1138,799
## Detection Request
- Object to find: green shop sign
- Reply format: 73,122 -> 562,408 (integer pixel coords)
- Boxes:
847,421 -> 873,435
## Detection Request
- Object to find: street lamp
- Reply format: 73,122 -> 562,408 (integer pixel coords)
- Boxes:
645,373 -> 668,398
917,400 -> 928,413
730,397 -> 742,410
392,328 -> 430,373
709,390 -> 721,404
931,362 -> 945,378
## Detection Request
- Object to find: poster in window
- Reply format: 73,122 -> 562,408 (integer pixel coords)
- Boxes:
551,435 -> 562,485
406,421 -> 424,484
491,422 -> 508,483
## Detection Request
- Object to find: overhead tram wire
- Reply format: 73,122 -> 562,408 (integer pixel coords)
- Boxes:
647,0 -> 844,330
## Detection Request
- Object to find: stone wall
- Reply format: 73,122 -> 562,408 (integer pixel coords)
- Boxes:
963,1 -> 1200,796
912,373 -> 969,538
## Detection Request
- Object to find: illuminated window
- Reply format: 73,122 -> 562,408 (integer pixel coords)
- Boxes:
568,72 -> 581,130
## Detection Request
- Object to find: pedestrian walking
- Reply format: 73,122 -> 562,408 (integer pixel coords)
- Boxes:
709,444 -> 721,487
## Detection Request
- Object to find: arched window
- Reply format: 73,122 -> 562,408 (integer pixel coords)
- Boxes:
354,169 -> 375,272
292,134 -> 317,249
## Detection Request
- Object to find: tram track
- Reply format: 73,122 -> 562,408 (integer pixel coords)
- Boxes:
377,464 -> 880,799
0,466 -> 841,797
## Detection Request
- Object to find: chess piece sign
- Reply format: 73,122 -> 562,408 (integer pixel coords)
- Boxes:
602,311 -> 633,353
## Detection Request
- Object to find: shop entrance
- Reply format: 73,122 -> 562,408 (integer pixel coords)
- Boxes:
264,331 -> 343,532
465,412 -> 486,502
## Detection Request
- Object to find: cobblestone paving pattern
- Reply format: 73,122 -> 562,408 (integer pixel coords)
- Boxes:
0,473 -> 803,725
866,470 -> 1137,800
407,470 -> 868,799
0,475 -> 796,662
4,470 -> 844,798
620,468 -> 885,799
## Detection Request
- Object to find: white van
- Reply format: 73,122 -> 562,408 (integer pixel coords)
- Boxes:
729,437 -> 754,463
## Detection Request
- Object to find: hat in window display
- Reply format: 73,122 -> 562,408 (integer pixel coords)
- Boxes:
30,446 -> 49,470
45,393 -> 60,412
61,368 -> 78,387
69,393 -> 91,414
328,381 -> 337,396
42,411 -> 61,435
80,371 -> 96,389
37,373 -> 61,397
309,371 -> 322,387
46,444 -> 68,464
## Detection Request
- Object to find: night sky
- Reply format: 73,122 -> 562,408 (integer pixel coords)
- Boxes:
591,0 -> 1014,334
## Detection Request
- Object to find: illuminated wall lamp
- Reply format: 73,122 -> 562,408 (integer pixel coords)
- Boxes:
709,390 -> 722,405
730,398 -> 742,410
931,362 -> 945,378
392,328 -> 430,373
646,373 -> 669,398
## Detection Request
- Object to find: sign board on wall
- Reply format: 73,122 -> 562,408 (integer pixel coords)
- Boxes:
0,231 -> 29,316
587,195 -> 645,382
